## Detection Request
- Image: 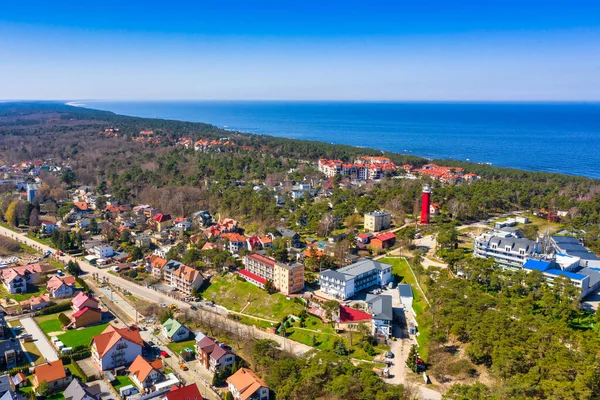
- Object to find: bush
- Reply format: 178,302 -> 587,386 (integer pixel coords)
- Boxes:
72,350 -> 91,361
58,313 -> 70,327
38,302 -> 71,316
75,277 -> 89,291
69,357 -> 88,382
8,365 -> 30,376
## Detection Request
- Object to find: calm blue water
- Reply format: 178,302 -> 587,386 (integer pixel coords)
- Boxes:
81,101 -> 600,179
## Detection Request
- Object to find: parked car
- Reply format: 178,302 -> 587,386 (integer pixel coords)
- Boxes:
160,351 -> 169,358
180,363 -> 189,371
160,303 -> 167,308
190,305 -> 197,311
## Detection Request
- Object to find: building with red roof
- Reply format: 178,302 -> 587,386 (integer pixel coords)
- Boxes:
371,232 -> 396,249
335,305 -> 372,332
153,213 -> 173,231
165,383 -> 203,400
69,306 -> 102,328
72,292 -> 99,312
46,275 -> 76,298
91,325 -> 143,370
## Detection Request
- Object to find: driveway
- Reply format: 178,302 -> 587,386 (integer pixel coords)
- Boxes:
20,317 -> 59,362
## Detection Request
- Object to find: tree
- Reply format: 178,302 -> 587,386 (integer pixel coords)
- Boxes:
61,168 -> 77,186
406,345 -> 419,373
37,380 -> 50,397
120,229 -> 131,243
4,201 -> 17,226
89,219 -> 98,234
322,300 -> 339,324
334,338 -> 348,356
29,208 -> 41,227
66,260 -> 82,276
264,280 -> 276,294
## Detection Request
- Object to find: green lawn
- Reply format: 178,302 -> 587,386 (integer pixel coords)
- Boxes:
35,313 -> 65,334
56,323 -> 110,347
22,340 -> 45,365
380,256 -> 432,361
167,339 -> 196,354
8,283 -> 47,302
66,363 -> 85,380
202,274 -> 305,321
113,375 -> 134,391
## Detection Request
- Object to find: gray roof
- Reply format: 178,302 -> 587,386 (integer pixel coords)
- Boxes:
164,260 -> 183,273
0,392 -> 24,400
488,236 -> 536,252
365,294 -> 393,321
64,378 -> 100,400
552,236 -> 600,261
277,227 -> 299,238
0,339 -> 21,357
320,259 -> 392,282
579,268 -> 600,287
0,375 -> 10,396
398,284 -> 413,298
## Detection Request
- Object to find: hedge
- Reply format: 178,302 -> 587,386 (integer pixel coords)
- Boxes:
69,357 -> 88,382
38,302 -> 71,316
76,277 -> 89,291
58,312 -> 70,327
8,365 -> 30,376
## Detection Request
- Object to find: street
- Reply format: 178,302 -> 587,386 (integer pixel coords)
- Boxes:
20,316 -> 59,362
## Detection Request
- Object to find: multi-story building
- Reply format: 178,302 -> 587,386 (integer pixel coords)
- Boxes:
242,253 -> 305,294
91,325 -> 143,370
364,211 -> 391,232
2,264 -> 42,294
195,337 -> 235,375
291,183 -> 316,199
227,368 -> 270,400
318,157 -> 397,180
161,261 -> 203,296
365,294 -> 393,338
319,259 -> 393,300
473,229 -> 542,269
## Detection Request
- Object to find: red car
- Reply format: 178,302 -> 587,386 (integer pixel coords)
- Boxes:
160,351 -> 169,358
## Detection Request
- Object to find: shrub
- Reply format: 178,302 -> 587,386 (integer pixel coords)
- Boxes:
75,277 -> 89,291
38,302 -> 71,316
58,313 -> 70,327
8,365 -> 30,376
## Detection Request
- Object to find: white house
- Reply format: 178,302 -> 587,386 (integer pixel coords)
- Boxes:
365,294 -> 393,338
91,325 -> 143,370
161,319 -> 191,343
92,246 -> 114,259
128,355 -> 164,390
46,275 -> 76,298
41,221 -> 58,234
319,259 -> 393,300
227,368 -> 270,400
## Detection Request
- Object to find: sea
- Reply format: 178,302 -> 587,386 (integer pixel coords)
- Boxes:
79,101 -> 600,179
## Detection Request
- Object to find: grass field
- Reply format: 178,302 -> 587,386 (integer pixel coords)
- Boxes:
167,339 -> 196,355
202,274 -> 305,321
113,375 -> 134,391
380,256 -> 432,361
22,340 -> 45,365
35,313 -> 65,334
1,282 -> 47,303
56,322 -> 110,347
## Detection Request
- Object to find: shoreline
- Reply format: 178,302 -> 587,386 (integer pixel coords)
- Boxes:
62,101 -> 600,181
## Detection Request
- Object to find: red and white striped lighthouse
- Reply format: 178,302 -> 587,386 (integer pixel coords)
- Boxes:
420,184 -> 431,224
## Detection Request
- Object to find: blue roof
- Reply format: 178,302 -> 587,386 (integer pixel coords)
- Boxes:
523,259 -> 553,272
552,236 -> 581,245
398,284 -> 413,298
544,269 -> 587,281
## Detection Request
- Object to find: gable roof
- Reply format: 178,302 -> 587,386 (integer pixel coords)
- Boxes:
163,319 -> 187,338
172,265 -> 201,283
196,337 -> 231,361
374,232 -> 396,242
165,383 -> 202,400
226,368 -> 268,400
0,392 -> 24,400
72,292 -> 99,309
72,306 -> 100,320
91,325 -> 143,358
153,213 -> 172,223
128,355 -> 162,383
47,275 -> 76,292
34,360 -> 66,383
338,305 -> 372,323
365,294 -> 393,321
64,378 -> 100,400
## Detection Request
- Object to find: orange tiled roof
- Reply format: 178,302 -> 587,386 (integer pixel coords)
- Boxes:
34,360 -> 66,383
172,264 -> 200,283
128,355 -> 162,383
226,368 -> 268,400
220,233 -> 246,243
92,325 -> 143,358
46,275 -> 76,291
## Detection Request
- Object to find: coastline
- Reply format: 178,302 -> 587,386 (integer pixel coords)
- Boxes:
67,100 -> 600,180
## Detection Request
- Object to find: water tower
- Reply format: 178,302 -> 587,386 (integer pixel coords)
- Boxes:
420,184 -> 431,224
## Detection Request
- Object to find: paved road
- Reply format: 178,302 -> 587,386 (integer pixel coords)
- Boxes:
0,225 -> 312,357
20,317 -> 59,362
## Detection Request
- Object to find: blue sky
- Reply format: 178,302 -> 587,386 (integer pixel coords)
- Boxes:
1,1 -> 600,101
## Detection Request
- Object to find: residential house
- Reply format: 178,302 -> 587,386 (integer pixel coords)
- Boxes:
46,275 -> 76,298
72,293 -> 100,312
128,355 -> 164,390
276,228 -> 301,248
364,211 -> 391,232
195,336 -> 235,375
291,183 -> 315,200
161,319 -> 191,343
227,368 -> 270,400
33,360 -> 73,392
20,294 -> 51,311
258,236 -> 273,249
75,219 -> 90,230
147,255 -> 168,279
335,305 -> 372,333
90,325 -> 143,370
163,383 -> 202,400
0,390 -> 24,400
430,203 -> 440,217
0,374 -> 12,398
192,210 -> 213,227
221,233 -> 247,254
11,372 -> 26,389
201,242 -> 223,251
63,378 -> 102,400
91,246 -> 114,259
69,306 -> 102,329
161,261 -> 203,296
153,214 -> 173,232
246,236 -> 262,252
2,264 -> 43,294
319,259 -> 393,300
41,221 -> 58,234
174,218 -> 192,231
0,339 -> 23,369
370,232 -> 396,249
134,235 -> 152,249
365,294 -> 393,338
